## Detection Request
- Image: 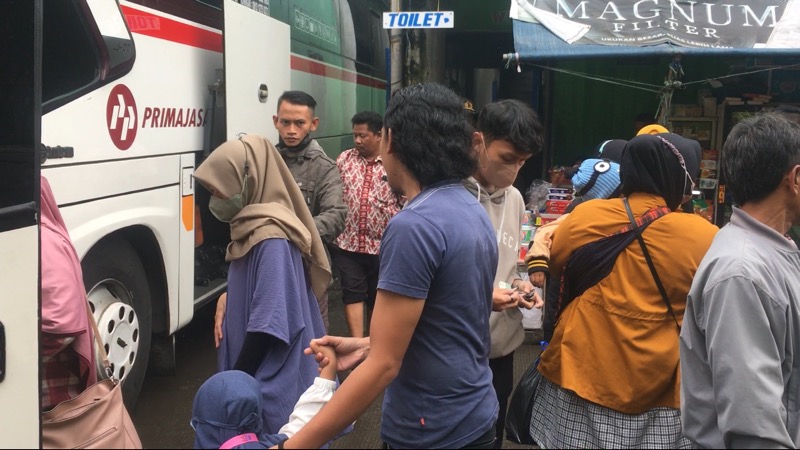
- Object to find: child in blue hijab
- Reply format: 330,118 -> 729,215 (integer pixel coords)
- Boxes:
191,342 -> 337,449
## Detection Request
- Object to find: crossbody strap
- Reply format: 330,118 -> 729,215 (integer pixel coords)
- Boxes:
220,433 -> 259,449
85,304 -> 115,381
623,198 -> 681,331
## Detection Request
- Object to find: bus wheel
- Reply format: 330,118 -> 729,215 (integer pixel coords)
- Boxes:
83,237 -> 152,410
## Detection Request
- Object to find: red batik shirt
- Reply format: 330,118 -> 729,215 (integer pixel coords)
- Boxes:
335,148 -> 402,255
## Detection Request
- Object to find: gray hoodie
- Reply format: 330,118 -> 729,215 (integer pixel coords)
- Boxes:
463,177 -> 526,359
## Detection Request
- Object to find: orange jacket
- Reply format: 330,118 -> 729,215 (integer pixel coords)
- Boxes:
538,194 -> 718,413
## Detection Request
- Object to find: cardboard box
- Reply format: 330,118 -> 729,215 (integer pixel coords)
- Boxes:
702,149 -> 718,160
539,213 -> 562,225
703,97 -> 717,117
686,105 -> 703,117
545,200 -> 571,214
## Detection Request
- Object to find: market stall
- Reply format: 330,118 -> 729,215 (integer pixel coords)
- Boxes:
506,0 -> 800,227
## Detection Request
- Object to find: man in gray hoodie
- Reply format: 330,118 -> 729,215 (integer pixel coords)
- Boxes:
463,99 -> 544,447
680,112 -> 800,448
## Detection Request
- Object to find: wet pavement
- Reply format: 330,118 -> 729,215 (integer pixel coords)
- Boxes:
131,283 -> 542,449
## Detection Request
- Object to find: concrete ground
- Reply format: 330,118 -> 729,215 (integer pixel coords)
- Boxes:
330,333 -> 543,450
133,278 -> 542,449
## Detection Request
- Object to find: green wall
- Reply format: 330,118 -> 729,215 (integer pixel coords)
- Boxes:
548,55 -> 736,166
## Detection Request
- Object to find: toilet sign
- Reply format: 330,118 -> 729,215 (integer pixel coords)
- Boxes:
383,11 -> 454,29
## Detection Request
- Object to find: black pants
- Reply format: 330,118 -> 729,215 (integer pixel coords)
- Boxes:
489,351 -> 515,449
382,425 -> 496,449
332,248 -> 379,307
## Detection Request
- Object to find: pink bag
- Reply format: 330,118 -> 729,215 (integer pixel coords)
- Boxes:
41,309 -> 142,449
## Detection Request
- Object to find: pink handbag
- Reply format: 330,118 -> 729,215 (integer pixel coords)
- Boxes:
41,309 -> 143,449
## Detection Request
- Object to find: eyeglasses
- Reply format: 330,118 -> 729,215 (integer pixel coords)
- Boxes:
657,136 -> 696,193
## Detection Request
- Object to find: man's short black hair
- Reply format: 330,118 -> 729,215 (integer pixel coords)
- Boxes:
277,90 -> 317,113
351,111 -> 383,134
476,99 -> 543,155
723,112 -> 800,206
384,83 -> 475,188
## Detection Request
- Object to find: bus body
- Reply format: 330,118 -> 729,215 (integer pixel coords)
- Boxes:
1,1 -> 44,445
18,0 -> 388,411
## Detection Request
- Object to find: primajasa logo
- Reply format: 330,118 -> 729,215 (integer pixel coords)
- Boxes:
106,84 -> 138,151
106,84 -> 208,151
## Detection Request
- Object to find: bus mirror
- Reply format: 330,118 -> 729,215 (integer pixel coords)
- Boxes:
85,0 -> 135,80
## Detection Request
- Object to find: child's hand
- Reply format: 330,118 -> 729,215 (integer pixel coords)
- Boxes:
310,340 -> 338,381
529,272 -> 546,288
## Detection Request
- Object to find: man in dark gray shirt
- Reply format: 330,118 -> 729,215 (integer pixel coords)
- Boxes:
273,91 -> 347,330
680,112 -> 800,449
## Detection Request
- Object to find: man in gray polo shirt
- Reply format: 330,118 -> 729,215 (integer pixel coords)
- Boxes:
680,112 -> 800,448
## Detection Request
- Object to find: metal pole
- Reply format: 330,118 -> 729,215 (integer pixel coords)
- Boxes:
390,0 -> 403,94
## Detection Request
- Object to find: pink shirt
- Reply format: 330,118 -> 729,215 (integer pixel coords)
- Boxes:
335,148 -> 402,254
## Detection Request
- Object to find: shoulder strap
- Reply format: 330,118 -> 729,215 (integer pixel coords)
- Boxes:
85,305 -> 115,381
220,433 -> 260,449
623,198 -> 681,331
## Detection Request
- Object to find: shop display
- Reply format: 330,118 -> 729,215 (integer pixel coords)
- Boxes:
519,179 -> 575,262
667,116 -> 719,224
520,179 -> 575,261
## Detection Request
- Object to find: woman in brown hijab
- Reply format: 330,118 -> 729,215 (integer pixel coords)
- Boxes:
193,134 -> 331,435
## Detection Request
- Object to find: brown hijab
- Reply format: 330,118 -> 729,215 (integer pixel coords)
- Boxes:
194,134 -> 331,300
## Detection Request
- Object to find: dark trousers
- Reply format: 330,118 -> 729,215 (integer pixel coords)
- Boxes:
332,248 -> 379,308
489,351 -> 515,449
382,425 -> 496,449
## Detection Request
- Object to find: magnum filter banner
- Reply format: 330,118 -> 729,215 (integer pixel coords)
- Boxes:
510,0 -> 800,49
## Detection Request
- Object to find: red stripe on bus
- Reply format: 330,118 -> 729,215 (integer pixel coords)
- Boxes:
292,56 -> 387,90
119,6 -> 386,90
121,4 -> 223,53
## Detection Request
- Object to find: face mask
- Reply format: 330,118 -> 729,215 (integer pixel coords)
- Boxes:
656,136 -> 696,205
209,195 -> 244,223
478,136 -> 519,189
209,155 -> 250,223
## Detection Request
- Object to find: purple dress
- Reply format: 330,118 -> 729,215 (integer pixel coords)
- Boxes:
218,238 -> 326,435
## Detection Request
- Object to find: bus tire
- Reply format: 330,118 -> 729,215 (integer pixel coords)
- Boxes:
82,236 -> 152,410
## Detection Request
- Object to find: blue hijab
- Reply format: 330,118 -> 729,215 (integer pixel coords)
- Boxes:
192,371 -> 286,449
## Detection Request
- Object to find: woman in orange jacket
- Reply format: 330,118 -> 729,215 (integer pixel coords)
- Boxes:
528,133 -> 716,449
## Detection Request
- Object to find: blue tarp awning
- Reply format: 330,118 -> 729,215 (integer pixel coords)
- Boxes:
512,19 -> 800,61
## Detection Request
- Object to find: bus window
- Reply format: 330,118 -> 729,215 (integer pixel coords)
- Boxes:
0,3 -> 39,233
42,0 -> 135,113
195,0 -> 223,9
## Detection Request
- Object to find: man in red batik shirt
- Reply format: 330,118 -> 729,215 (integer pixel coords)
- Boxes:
334,111 -> 403,338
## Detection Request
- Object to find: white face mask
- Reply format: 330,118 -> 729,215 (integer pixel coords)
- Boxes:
478,135 -> 521,190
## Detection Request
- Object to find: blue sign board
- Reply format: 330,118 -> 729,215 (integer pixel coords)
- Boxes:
383,11 -> 454,29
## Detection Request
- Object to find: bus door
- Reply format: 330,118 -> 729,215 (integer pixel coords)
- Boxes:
0,0 -> 43,446
223,0 -> 290,142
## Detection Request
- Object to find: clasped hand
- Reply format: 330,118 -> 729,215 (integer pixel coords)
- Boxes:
492,280 -> 543,311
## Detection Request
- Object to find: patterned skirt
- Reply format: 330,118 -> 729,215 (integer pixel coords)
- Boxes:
529,377 -> 695,449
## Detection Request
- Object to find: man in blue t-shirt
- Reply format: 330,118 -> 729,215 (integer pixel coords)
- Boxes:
282,83 -> 500,449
